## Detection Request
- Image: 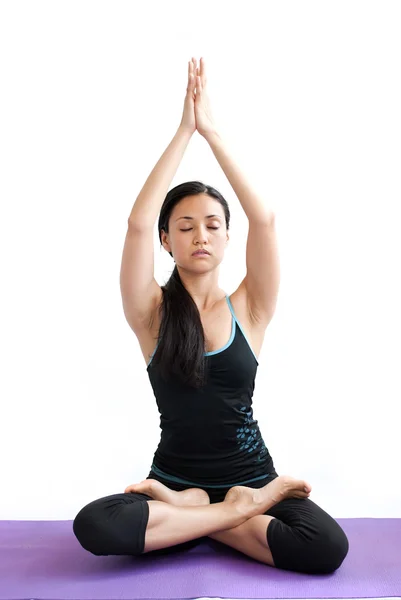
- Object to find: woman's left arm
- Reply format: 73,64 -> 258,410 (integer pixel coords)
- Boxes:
208,130 -> 280,326
205,130 -> 275,225
194,58 -> 280,324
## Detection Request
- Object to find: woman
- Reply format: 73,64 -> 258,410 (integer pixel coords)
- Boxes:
73,57 -> 349,574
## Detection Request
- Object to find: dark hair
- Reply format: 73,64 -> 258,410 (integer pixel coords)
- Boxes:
149,181 -> 230,388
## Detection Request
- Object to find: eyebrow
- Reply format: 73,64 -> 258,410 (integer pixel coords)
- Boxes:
175,214 -> 222,221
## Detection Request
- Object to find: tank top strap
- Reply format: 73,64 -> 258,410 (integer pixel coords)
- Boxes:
225,294 -> 258,364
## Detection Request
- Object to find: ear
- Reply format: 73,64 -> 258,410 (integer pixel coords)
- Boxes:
160,229 -> 171,252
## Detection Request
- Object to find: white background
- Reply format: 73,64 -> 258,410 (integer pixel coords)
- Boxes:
1,0 -> 400,520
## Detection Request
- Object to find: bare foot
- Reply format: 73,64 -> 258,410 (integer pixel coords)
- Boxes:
224,475 -> 312,517
224,485 -> 266,517
124,479 -> 210,506
263,475 -> 312,502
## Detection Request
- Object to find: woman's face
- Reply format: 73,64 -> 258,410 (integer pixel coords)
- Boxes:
162,194 -> 229,269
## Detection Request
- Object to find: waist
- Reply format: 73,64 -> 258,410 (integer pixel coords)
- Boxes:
151,440 -> 274,487
150,462 -> 273,488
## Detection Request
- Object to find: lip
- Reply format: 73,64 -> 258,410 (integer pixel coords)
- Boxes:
192,250 -> 210,256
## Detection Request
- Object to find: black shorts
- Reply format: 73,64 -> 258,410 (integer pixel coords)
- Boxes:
73,469 -> 349,574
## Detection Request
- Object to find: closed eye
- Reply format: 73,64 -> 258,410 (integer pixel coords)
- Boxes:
180,227 -> 219,231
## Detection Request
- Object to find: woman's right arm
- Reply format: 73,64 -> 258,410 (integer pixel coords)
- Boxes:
120,126 -> 193,333
120,59 -> 197,333
128,57 -> 197,229
128,125 -> 193,230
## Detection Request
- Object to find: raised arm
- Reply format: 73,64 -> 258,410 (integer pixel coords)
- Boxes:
127,59 -> 197,227
120,59 -> 196,332
195,58 -> 279,327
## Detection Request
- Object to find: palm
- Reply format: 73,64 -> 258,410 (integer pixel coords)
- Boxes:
194,58 -> 216,138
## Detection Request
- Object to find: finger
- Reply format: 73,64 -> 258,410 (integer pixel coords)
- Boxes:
187,66 -> 194,94
189,74 -> 195,97
191,76 -> 196,100
200,57 -> 207,86
196,75 -> 202,92
192,57 -> 197,80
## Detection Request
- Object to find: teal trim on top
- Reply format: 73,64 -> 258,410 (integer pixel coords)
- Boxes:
146,294 -> 258,368
150,462 -> 271,488
204,295 -> 235,357
225,294 -> 258,363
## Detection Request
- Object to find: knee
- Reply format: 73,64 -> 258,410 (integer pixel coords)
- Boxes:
315,525 -> 349,574
287,521 -> 349,575
72,495 -> 147,557
73,504 -> 104,555
267,513 -> 349,575
73,501 -> 119,556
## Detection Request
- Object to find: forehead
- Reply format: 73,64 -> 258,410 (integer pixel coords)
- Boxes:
172,194 -> 224,219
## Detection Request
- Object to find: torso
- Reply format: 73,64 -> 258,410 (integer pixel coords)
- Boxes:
135,286 -> 268,367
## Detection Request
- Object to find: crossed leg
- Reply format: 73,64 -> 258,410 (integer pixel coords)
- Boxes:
124,477 -> 290,566
124,476 -> 348,573
208,514 -> 276,565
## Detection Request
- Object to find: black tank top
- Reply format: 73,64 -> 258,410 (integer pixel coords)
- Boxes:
146,294 -> 275,488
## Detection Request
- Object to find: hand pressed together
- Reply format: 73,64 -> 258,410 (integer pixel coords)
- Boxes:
180,57 -> 218,139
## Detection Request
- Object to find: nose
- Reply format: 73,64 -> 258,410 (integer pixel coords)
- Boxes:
193,230 -> 208,245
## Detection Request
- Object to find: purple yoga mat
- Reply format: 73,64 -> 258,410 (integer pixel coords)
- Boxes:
0,518 -> 400,599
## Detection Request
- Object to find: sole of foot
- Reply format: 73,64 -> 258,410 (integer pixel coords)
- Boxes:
124,479 -> 210,506
224,475 -> 312,517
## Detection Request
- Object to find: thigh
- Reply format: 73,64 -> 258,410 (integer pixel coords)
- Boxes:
264,496 -> 342,540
